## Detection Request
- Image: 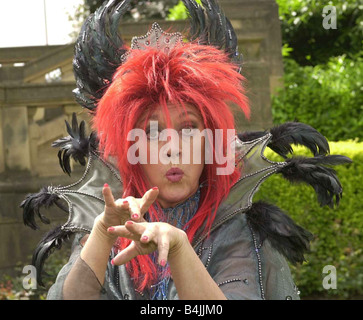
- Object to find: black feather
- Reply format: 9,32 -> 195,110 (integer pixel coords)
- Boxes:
51,113 -> 98,175
224,18 -> 243,72
73,0 -> 131,110
183,0 -> 208,43
269,122 -> 330,158
246,201 -> 313,264
278,155 -> 352,208
31,226 -> 72,287
20,187 -> 67,230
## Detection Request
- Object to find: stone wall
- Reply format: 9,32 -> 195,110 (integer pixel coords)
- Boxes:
0,0 -> 283,280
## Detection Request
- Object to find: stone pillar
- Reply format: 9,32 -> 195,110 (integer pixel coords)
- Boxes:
2,106 -> 31,171
219,0 -> 284,131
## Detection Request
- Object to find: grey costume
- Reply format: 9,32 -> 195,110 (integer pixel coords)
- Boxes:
21,117 -> 350,299
44,133 -> 301,300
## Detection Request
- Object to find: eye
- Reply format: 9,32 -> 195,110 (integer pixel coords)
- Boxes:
181,123 -> 198,136
146,128 -> 159,140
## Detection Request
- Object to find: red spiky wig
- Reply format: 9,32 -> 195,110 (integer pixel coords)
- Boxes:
93,37 -> 250,291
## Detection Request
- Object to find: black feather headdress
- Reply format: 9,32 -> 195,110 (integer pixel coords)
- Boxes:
73,0 -> 243,112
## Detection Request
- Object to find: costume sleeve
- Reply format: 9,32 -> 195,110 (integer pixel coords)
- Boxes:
47,233 -> 108,300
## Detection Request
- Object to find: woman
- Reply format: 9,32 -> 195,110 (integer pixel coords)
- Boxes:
21,0 -> 350,300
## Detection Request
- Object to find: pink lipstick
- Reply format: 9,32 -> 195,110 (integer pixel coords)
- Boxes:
166,167 -> 184,182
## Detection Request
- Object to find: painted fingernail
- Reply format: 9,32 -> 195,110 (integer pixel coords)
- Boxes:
152,186 -> 158,190
159,259 -> 166,267
107,227 -> 115,232
104,183 -> 109,188
111,259 -> 114,265
132,214 -> 139,219
126,221 -> 133,225
123,200 -> 129,205
141,235 -> 148,241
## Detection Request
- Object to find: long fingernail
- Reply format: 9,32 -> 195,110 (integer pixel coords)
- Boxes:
132,214 -> 139,219
104,183 -> 109,188
126,221 -> 133,225
123,200 -> 129,205
152,186 -> 158,190
141,235 -> 148,241
107,227 -> 115,232
159,259 -> 166,267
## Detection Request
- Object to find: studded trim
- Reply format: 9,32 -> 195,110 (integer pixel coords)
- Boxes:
217,278 -> 242,287
248,224 -> 265,300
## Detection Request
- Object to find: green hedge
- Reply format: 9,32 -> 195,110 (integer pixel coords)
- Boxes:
255,140 -> 363,299
271,54 -> 363,142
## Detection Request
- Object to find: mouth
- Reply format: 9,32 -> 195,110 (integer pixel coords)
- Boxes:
166,167 -> 184,182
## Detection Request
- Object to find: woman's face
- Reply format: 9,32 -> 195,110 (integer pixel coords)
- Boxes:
135,103 -> 205,208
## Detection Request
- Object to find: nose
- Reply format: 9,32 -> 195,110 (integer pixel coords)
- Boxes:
161,129 -> 181,163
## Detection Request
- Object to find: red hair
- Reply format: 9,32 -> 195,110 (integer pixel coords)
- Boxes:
93,36 -> 250,291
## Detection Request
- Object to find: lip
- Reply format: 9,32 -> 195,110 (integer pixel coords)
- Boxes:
166,167 -> 184,182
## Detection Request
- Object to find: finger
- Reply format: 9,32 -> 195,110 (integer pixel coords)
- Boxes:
107,224 -> 140,241
102,183 -> 115,207
139,228 -> 155,244
126,197 -> 142,221
139,187 -> 159,216
112,242 -> 139,266
115,198 -> 130,210
157,234 -> 170,267
124,220 -> 147,237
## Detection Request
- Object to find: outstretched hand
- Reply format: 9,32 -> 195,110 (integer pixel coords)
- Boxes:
107,221 -> 188,267
96,184 -> 159,232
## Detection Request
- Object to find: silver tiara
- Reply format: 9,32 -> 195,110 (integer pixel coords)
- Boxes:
120,22 -> 185,62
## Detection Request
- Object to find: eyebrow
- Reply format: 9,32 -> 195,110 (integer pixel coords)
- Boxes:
139,110 -> 201,126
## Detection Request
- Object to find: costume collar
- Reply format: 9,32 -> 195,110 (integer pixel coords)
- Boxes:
192,133 -> 287,247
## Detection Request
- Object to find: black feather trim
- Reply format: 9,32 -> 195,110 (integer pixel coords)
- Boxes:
246,201 -> 313,264
278,155 -> 352,208
269,122 -> 330,158
31,226 -> 72,287
20,186 -> 67,230
238,122 -> 331,158
51,113 -> 98,175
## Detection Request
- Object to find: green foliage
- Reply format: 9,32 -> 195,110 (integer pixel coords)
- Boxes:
276,0 -> 363,65
255,141 -> 363,299
0,244 -> 71,300
272,53 -> 363,142
167,0 -> 202,20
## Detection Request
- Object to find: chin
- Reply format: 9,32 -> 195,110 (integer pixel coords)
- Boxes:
159,186 -> 193,208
